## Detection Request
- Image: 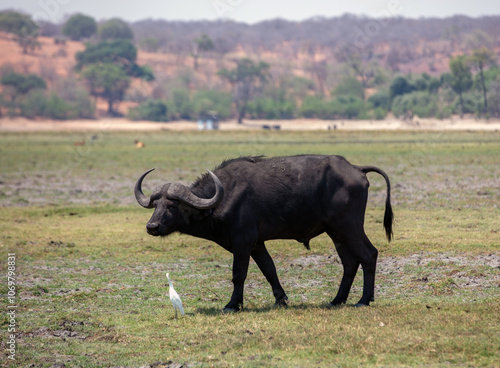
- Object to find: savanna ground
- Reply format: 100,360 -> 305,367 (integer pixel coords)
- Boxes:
0,128 -> 499,367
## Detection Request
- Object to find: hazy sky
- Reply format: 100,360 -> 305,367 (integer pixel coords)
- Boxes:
1,0 -> 499,23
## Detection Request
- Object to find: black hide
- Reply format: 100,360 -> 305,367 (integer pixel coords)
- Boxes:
136,155 -> 393,311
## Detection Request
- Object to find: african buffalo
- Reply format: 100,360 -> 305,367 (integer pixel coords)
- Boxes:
134,155 -> 393,311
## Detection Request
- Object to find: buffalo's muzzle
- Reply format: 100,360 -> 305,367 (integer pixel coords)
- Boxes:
146,222 -> 161,236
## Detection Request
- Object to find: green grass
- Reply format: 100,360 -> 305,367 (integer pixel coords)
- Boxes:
0,130 -> 499,367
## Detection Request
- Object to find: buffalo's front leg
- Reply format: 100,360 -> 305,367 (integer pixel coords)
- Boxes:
252,242 -> 288,307
223,249 -> 251,312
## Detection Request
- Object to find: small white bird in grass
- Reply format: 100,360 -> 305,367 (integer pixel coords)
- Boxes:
166,273 -> 184,318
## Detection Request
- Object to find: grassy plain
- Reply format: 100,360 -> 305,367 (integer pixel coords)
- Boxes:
0,129 -> 499,367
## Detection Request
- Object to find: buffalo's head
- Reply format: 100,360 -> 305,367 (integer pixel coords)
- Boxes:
134,168 -> 224,236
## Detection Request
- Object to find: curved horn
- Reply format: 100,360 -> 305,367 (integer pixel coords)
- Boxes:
134,168 -> 155,208
167,170 -> 224,209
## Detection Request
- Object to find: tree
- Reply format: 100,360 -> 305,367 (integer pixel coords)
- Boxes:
75,38 -> 155,115
0,11 -> 40,54
470,47 -> 496,114
81,63 -> 130,115
75,39 -> 153,80
62,14 -> 97,41
389,76 -> 415,100
218,58 -> 270,124
336,48 -> 379,99
192,90 -> 232,120
1,72 -> 46,106
98,18 -> 134,40
75,39 -> 137,71
1,72 -> 46,94
333,76 -> 364,100
192,33 -> 214,71
448,55 -> 472,118
128,99 -> 168,121
392,91 -> 439,119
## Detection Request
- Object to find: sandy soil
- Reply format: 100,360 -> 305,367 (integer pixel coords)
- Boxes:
1,116 -> 500,132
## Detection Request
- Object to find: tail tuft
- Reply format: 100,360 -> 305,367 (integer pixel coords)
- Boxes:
384,196 -> 394,242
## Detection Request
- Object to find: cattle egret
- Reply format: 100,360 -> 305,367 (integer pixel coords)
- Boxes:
166,273 -> 184,318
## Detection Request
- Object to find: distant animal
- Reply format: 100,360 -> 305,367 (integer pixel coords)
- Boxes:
134,139 -> 145,148
262,124 -> 281,131
73,139 -> 85,146
166,273 -> 184,318
135,155 -> 393,312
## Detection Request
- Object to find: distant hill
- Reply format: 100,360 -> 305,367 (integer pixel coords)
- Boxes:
9,14 -> 500,82
2,14 -> 499,119
130,14 -> 500,74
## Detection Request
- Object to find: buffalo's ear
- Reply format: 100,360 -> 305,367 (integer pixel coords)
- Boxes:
178,204 -> 202,224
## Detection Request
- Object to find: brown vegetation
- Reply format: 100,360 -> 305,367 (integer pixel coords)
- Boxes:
1,15 -> 500,120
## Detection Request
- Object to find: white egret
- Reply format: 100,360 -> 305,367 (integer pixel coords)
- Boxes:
166,273 -> 184,318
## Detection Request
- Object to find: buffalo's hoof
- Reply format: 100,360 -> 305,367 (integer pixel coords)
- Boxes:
275,295 -> 288,308
222,307 -> 239,313
274,301 -> 288,308
328,299 -> 347,308
354,302 -> 370,308
222,303 -> 241,313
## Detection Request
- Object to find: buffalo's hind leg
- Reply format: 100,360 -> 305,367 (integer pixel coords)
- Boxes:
252,242 -> 288,307
356,233 -> 378,306
328,235 -> 360,306
328,231 -> 378,307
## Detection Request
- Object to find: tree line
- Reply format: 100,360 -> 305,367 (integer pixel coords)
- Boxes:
0,10 -> 499,121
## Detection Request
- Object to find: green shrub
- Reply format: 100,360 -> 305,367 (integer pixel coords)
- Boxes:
372,106 -> 387,120
45,93 -> 72,119
20,90 -> 72,119
98,18 -> 134,41
71,89 -> 95,119
56,77 -> 95,118
247,97 -> 295,119
392,91 -> 438,118
332,76 -> 364,100
299,95 -> 372,120
20,89 -> 46,118
62,13 -> 97,41
192,90 -> 233,120
167,88 -> 193,120
487,81 -> 500,117
333,95 -> 370,119
368,90 -> 391,110
390,75 -> 415,100
299,95 -> 328,118
128,99 -> 168,121
455,94 -> 479,115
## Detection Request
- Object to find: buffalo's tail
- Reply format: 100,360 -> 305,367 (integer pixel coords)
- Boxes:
357,165 -> 394,242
